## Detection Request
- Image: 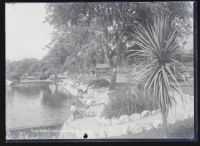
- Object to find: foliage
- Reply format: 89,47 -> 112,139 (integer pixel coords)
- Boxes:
45,2 -> 139,89
167,117 -> 194,139
9,73 -> 20,81
88,79 -> 110,88
38,72 -> 48,80
127,14 -> 187,136
44,2 -> 193,89
6,2 -> 193,87
6,58 -> 40,80
128,14 -> 186,109
133,2 -> 193,37
102,84 -> 158,118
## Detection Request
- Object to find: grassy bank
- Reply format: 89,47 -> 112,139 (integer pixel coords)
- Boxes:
110,117 -> 194,139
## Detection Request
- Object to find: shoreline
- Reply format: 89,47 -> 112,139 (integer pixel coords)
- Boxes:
6,78 -> 194,139
58,78 -> 194,139
6,79 -> 53,86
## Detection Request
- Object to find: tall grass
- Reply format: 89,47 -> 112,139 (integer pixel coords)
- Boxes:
102,84 -> 158,119
127,14 -> 188,137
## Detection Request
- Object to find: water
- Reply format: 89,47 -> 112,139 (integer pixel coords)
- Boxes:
6,82 -> 81,130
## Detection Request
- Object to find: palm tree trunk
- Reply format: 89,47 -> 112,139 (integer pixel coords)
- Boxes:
161,109 -> 168,138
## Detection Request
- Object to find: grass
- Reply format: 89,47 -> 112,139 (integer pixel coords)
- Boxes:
101,80 -> 193,119
110,117 -> 194,139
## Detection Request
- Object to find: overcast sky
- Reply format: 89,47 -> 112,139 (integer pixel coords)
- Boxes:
6,3 -> 53,61
6,3 -> 193,62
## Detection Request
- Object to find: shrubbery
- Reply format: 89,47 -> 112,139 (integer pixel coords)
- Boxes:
38,72 -> 48,80
167,117 -> 194,138
88,79 -> 110,88
102,83 -> 158,119
9,73 -> 20,81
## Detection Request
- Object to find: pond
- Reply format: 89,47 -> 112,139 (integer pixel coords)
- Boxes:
6,82 -> 82,132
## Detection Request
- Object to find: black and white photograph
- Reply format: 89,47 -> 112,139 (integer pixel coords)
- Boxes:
5,2 -> 195,140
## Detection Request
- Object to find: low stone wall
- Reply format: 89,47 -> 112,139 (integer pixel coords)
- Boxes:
58,78 -> 194,139
59,94 -> 194,139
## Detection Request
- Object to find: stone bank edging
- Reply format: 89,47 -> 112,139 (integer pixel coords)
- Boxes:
59,94 -> 193,139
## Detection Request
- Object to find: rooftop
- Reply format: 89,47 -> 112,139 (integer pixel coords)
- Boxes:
96,64 -> 110,69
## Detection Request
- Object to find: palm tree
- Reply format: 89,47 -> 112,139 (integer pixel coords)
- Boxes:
126,14 -> 187,138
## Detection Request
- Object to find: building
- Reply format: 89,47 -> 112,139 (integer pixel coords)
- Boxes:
20,73 -> 38,80
26,75 -> 37,80
95,63 -> 111,79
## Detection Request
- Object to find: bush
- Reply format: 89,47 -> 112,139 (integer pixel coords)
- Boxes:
44,70 -> 51,79
167,118 -> 194,139
9,74 -> 20,81
38,72 -> 48,80
102,84 -> 158,119
88,79 -> 110,88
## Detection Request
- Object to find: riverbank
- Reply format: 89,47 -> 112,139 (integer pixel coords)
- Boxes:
6,79 -> 53,86
59,93 -> 193,139
6,81 -> 78,140
58,78 -> 194,139
59,79 -> 110,117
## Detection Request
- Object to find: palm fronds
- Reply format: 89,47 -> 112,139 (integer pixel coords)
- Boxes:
127,14 -> 186,112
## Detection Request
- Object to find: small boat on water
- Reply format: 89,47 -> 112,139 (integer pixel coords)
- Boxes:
6,80 -> 19,86
6,80 -> 13,86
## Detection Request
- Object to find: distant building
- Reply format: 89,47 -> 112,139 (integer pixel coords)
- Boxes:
20,74 -> 37,80
95,63 -> 111,79
26,75 -> 37,80
49,74 -> 56,80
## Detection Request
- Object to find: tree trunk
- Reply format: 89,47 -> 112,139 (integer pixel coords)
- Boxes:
161,109 -> 168,138
109,67 -> 117,90
54,74 -> 58,84
55,84 -> 58,92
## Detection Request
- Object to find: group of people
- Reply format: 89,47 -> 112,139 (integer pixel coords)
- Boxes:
69,102 -> 91,121
69,99 -> 96,121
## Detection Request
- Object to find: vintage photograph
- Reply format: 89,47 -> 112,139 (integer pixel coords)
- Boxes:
6,2 -> 194,140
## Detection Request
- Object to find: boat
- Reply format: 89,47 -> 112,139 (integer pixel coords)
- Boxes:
6,80 -> 13,86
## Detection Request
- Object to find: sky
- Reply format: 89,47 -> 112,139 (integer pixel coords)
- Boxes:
6,3 -> 53,61
5,3 -> 193,61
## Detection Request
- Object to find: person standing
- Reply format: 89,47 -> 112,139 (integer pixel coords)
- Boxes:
70,102 -> 77,121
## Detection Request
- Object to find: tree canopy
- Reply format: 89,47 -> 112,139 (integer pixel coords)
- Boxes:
6,2 -> 193,83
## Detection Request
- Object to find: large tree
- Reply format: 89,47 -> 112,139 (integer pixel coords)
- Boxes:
6,58 -> 40,80
47,25 -> 92,74
45,2 -> 193,89
45,2 -> 138,89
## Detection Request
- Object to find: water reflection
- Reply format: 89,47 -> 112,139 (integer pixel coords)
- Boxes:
41,85 -> 72,108
6,82 -> 77,129
9,83 -> 43,97
6,86 -> 15,104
